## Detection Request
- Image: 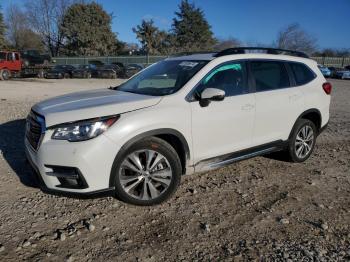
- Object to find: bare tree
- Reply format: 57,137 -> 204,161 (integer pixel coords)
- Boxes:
276,23 -> 317,54
5,4 -> 44,50
25,0 -> 74,56
213,37 -> 241,51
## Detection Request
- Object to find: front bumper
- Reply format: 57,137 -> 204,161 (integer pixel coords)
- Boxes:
72,72 -> 87,78
25,131 -> 120,194
45,74 -> 62,79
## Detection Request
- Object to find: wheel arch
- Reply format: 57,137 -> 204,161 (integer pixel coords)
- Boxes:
109,128 -> 191,188
289,109 -> 322,139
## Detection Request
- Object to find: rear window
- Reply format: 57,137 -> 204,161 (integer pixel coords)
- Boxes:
250,61 -> 290,92
290,62 -> 316,86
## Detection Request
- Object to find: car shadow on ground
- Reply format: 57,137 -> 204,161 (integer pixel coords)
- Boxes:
0,119 -> 40,188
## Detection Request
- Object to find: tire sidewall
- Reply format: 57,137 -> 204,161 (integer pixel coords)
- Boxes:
2,69 -> 10,80
113,138 -> 182,206
288,119 -> 317,162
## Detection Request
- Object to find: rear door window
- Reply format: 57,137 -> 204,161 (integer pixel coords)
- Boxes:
250,61 -> 290,92
289,62 -> 316,85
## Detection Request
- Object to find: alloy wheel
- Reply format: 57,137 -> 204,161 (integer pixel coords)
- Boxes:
295,125 -> 314,159
118,150 -> 173,200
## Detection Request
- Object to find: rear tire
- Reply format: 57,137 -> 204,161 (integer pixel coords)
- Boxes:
112,137 -> 182,206
287,119 -> 317,162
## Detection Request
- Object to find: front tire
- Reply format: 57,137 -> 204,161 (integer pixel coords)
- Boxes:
1,69 -> 11,80
287,119 -> 317,162
113,137 -> 182,206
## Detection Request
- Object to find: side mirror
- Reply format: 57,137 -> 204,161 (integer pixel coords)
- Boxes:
201,88 -> 225,101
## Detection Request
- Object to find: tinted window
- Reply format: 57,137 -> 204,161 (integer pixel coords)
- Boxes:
198,62 -> 247,97
251,61 -> 290,92
290,63 -> 316,85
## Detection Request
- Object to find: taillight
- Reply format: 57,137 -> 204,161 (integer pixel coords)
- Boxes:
322,82 -> 332,95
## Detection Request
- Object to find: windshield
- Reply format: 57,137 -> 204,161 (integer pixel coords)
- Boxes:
116,60 -> 208,96
0,52 -> 6,60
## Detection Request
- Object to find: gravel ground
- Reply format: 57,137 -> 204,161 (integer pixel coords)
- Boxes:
0,78 -> 349,261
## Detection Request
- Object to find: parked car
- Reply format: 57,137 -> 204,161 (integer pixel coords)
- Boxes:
124,63 -> 144,78
88,60 -> 104,67
318,64 -> 331,77
44,65 -> 76,79
96,64 -> 123,79
111,62 -> 126,77
345,65 -> 350,70
25,47 -> 330,205
72,64 -> 98,78
333,69 -> 350,79
20,50 -> 51,66
328,67 -> 342,78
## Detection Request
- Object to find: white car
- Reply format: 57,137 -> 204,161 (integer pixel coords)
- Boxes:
25,47 -> 331,205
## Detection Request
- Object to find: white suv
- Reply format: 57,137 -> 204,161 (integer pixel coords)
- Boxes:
25,48 -> 331,205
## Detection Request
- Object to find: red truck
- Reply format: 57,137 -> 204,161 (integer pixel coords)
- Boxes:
0,50 -> 51,80
0,51 -> 22,80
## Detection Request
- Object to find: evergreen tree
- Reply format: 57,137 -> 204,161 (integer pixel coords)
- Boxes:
172,0 -> 216,52
61,2 -> 122,56
0,5 -> 6,48
132,19 -> 170,55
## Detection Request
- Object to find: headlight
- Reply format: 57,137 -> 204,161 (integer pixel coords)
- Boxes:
52,115 -> 119,142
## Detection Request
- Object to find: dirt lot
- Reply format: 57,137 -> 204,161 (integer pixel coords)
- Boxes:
0,78 -> 349,261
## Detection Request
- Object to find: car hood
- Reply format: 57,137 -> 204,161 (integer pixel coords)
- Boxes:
32,89 -> 162,127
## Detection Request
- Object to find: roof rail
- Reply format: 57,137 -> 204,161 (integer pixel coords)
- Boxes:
214,47 -> 309,58
169,51 -> 215,57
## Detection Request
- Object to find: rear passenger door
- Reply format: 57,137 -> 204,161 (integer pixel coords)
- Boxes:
249,60 -> 304,146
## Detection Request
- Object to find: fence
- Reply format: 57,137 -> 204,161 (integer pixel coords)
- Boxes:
311,57 -> 350,67
52,55 -> 167,66
52,55 -> 350,68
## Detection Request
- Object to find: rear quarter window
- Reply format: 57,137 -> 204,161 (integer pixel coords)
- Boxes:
289,62 -> 316,86
250,61 -> 290,92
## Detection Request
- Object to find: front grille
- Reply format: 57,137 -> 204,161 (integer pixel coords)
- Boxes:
26,111 -> 45,150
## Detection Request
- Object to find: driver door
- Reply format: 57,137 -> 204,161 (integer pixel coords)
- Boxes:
7,52 -> 21,71
190,61 -> 256,164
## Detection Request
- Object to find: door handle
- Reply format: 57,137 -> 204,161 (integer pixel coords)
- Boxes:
241,104 -> 255,111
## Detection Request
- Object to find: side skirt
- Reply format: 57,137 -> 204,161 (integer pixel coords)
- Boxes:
194,140 -> 288,173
